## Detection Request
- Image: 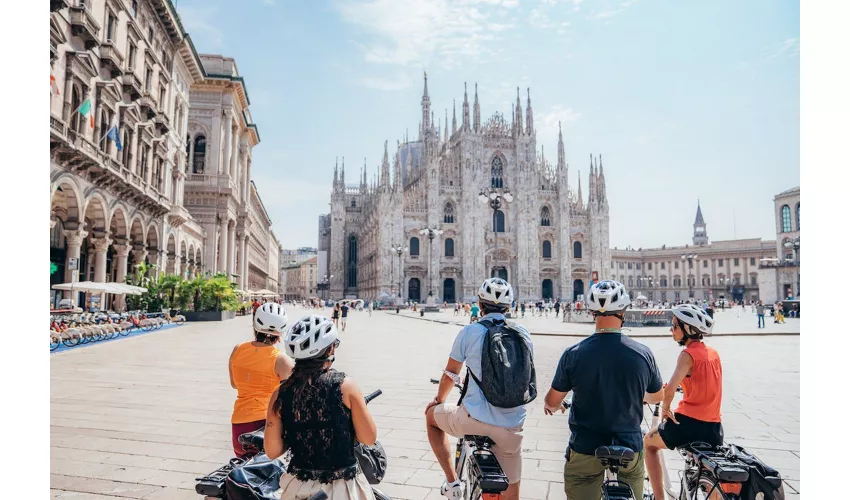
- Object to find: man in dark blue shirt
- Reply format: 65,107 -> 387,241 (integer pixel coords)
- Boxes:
544,280 -> 664,500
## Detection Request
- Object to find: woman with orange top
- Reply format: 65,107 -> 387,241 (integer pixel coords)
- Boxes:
645,304 -> 723,499
228,302 -> 295,458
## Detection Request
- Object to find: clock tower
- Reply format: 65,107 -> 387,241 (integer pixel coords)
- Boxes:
693,200 -> 708,246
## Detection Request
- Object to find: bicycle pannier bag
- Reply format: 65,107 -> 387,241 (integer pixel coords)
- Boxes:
468,318 -> 536,408
729,444 -> 786,500
354,440 -> 388,485
225,453 -> 286,500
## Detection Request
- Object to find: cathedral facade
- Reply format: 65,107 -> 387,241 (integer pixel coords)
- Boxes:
326,74 -> 610,303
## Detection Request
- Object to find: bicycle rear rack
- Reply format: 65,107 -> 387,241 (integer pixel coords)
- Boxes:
468,448 -> 509,493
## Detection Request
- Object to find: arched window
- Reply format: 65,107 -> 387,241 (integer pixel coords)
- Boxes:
409,237 -> 420,256
628,276 -> 634,288
445,238 -> 454,257
542,240 -> 552,259
673,276 -> 682,287
781,204 -> 791,232
192,135 -> 206,173
490,156 -> 504,188
795,203 -> 800,231
573,241 -> 583,259
350,199 -> 356,208
493,210 -> 505,232
347,235 -> 358,288
443,202 -> 455,223
540,206 -> 551,226
660,275 -> 668,288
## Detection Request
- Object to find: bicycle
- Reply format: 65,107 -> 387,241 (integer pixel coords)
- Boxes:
429,375 -> 567,499
196,389 -> 390,500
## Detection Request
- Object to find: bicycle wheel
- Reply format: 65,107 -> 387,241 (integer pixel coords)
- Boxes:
679,475 -> 731,500
50,339 -> 60,351
62,336 -> 80,347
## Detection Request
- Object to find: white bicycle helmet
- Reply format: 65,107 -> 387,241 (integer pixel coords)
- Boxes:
478,277 -> 514,306
586,280 -> 631,314
672,304 -> 714,336
253,302 -> 288,336
285,315 -> 339,360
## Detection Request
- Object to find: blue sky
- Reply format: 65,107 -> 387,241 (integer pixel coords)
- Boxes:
175,0 -> 799,250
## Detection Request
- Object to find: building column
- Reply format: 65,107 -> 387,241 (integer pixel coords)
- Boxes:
144,146 -> 154,185
239,233 -> 248,290
129,126 -> 139,174
244,158 -> 252,201
202,222 -> 217,274
230,132 -> 240,178
114,243 -> 131,311
218,219 -> 229,273
222,111 -> 233,176
131,249 -> 149,271
228,223 -> 237,277
92,237 -> 112,283
167,253 -> 176,276
63,228 -> 88,304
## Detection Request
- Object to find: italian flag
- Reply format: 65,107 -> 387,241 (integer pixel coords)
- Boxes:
76,98 -> 95,128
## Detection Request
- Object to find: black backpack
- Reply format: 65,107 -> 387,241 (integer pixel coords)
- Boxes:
729,444 -> 786,500
465,318 -> 536,408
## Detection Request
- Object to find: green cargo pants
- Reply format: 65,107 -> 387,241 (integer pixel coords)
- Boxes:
562,448 -> 646,500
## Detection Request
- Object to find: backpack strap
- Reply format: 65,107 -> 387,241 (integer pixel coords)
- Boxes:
464,317 -> 505,395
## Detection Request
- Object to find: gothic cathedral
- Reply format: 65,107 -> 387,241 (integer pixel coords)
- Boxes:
326,74 -> 610,303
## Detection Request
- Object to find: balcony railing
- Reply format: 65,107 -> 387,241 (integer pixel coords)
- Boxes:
760,260 -> 800,269
138,93 -> 158,120
122,70 -> 142,101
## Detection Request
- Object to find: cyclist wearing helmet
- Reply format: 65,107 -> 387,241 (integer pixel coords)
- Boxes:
228,302 -> 294,458
265,315 -> 378,500
425,278 -> 532,500
645,304 -> 723,500
543,280 -> 663,500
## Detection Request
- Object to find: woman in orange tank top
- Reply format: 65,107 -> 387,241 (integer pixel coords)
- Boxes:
228,303 -> 294,458
644,304 -> 723,500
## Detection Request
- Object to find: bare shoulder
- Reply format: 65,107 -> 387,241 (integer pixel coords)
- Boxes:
678,350 -> 695,365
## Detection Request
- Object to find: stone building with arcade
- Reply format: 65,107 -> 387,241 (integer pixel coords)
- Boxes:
324,74 -> 611,303
49,0 -> 279,308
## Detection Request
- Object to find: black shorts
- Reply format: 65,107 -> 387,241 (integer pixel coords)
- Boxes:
658,413 -> 723,450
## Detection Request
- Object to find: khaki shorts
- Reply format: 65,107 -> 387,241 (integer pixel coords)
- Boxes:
432,403 -> 524,484
563,448 -> 645,500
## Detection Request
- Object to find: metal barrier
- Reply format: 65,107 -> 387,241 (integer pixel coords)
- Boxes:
624,309 -> 673,328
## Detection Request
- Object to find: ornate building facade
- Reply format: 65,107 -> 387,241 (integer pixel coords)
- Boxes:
325,75 -> 610,303
758,186 -> 800,303
49,0 -> 279,307
610,203 -> 777,304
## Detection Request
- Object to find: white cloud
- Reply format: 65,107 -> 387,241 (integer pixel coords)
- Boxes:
179,3 -> 225,49
590,0 -> 640,20
334,0 -> 516,70
529,8 -> 571,34
358,73 -> 416,91
539,104 -> 582,129
768,37 -> 800,59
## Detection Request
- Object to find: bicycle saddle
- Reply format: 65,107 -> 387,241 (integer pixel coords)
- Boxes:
594,445 -> 636,463
466,435 -> 496,448
239,428 -> 266,451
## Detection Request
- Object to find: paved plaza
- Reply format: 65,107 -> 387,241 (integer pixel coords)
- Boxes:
51,307 -> 800,499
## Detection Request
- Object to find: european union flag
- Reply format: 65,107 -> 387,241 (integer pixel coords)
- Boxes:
106,125 -> 123,151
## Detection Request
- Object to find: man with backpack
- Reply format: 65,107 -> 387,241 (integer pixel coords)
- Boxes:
543,280 -> 664,500
425,278 -> 535,500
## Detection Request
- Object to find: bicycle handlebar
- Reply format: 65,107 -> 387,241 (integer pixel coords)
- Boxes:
364,390 -> 382,404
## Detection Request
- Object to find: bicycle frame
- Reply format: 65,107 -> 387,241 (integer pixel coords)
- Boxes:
644,403 -> 677,499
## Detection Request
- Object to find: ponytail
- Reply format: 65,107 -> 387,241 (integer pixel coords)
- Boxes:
273,347 -> 333,416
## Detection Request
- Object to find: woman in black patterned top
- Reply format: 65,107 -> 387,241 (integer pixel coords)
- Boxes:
265,315 -> 377,499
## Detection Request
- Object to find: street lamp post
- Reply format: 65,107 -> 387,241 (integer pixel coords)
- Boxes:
681,253 -> 699,300
319,274 -> 333,302
784,237 -> 800,297
390,244 -> 407,298
419,227 -> 444,298
479,187 -> 513,280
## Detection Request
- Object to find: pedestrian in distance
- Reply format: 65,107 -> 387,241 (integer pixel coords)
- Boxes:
341,302 -> 350,331
332,303 -> 341,328
756,301 -> 765,328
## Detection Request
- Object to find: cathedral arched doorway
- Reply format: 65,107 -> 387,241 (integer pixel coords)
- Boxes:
491,266 -> 508,281
443,278 -> 456,303
347,235 -> 358,289
408,278 -> 421,302
542,279 -> 553,300
573,279 -> 584,301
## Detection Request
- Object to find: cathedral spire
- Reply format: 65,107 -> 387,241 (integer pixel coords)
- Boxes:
452,99 -> 457,136
598,154 -> 607,203
557,122 -> 566,170
381,140 -> 390,187
526,87 -> 534,136
577,171 -> 583,207
334,156 -> 339,185
340,157 -> 345,185
515,87 -> 523,135
394,141 -> 402,191
588,156 -> 597,206
421,71 -> 431,140
473,82 -> 481,132
444,109 -> 448,145
462,83 -> 470,132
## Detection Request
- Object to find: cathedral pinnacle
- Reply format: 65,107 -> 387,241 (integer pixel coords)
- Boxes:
526,87 -> 534,135
515,87 -> 523,135
452,99 -> 457,136
557,121 -> 566,170
473,83 -> 481,132
381,140 -> 390,187
462,83 -> 471,132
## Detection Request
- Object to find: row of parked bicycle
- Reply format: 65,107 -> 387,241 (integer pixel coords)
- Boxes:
49,311 -> 185,351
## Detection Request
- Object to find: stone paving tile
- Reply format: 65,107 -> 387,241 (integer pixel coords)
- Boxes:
51,306 -> 801,498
